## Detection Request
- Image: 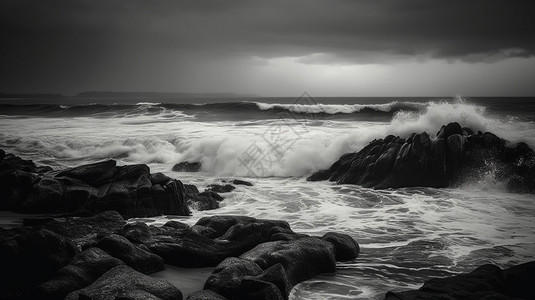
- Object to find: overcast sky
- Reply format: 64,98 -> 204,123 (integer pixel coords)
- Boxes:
1,0 -> 534,96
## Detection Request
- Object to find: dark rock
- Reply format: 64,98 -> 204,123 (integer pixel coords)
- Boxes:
184,184 -> 200,198
236,279 -> 284,300
308,122 -> 535,192
0,151 -> 191,217
0,228 -> 78,295
385,262 -> 535,300
21,177 -> 65,212
0,148 -> 5,160
164,220 -> 192,231
151,172 -> 172,185
195,215 -> 290,238
0,170 -> 39,210
173,161 -> 201,172
240,237 -> 336,286
204,257 -> 263,298
0,152 -> 52,174
436,122 -> 463,139
230,179 -> 253,186
502,261 -> 535,299
203,259 -> 293,300
138,216 -> 295,268
57,160 -> 117,187
37,210 -> 127,249
96,234 -> 165,274
188,191 -> 223,211
187,290 -> 228,300
37,247 -> 124,299
207,184 -> 235,193
65,265 -> 182,300
321,232 -> 360,261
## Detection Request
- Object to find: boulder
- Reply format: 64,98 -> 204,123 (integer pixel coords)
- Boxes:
240,237 -> 337,286
173,161 -> 201,172
230,179 -> 253,186
187,290 -> 228,300
207,184 -> 235,193
385,261 -> 535,299
65,265 -> 183,300
0,228 -> 78,296
204,257 -> 263,298
96,234 -> 165,274
56,160 -> 117,187
188,191 -> 224,211
35,210 -> 127,249
37,247 -> 124,299
321,232 -> 360,261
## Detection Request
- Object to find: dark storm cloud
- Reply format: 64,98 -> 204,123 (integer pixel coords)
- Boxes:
1,0 -> 534,93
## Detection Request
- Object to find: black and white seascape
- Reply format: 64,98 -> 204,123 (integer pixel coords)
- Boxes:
1,1 -> 535,300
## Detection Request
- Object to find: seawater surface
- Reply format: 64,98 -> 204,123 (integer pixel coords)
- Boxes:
1,96 -> 534,299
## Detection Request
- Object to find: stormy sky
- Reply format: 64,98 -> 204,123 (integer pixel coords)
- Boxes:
1,0 -> 534,96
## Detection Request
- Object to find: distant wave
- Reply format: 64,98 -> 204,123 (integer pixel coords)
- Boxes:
0,100 -> 427,121
255,101 -> 427,115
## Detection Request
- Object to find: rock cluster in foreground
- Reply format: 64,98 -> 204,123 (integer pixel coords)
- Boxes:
385,261 -> 535,299
0,151 -> 253,217
0,210 -> 360,300
0,153 -> 190,217
308,122 -> 535,192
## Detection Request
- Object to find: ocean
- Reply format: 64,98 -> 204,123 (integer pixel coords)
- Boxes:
1,96 -> 534,299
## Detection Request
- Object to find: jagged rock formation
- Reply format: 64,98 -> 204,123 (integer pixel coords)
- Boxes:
308,122 -> 535,192
0,152 -> 191,217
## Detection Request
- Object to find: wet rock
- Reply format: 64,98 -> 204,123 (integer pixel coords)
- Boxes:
0,228 -> 78,296
204,257 -> 263,297
188,191 -> 224,211
187,290 -> 228,300
173,161 -> 201,172
0,151 -> 191,217
96,234 -> 165,274
37,247 -> 124,299
57,160 -> 117,187
65,265 -> 182,300
0,170 -> 39,210
36,210 -> 127,249
230,179 -> 253,186
502,261 -> 535,299
308,123 -> 535,192
151,172 -> 172,185
136,216 -> 296,268
385,261 -> 535,300
321,232 -> 360,261
21,177 -> 65,212
0,152 -> 52,174
436,122 -> 463,139
184,184 -> 200,198
207,184 -> 235,193
240,237 -> 337,286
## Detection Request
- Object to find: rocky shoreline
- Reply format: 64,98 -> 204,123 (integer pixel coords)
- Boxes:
1,141 -> 534,299
1,210 -> 360,299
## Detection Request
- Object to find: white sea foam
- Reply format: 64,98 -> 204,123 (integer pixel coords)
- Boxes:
1,100 -> 533,177
256,101 -> 426,114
